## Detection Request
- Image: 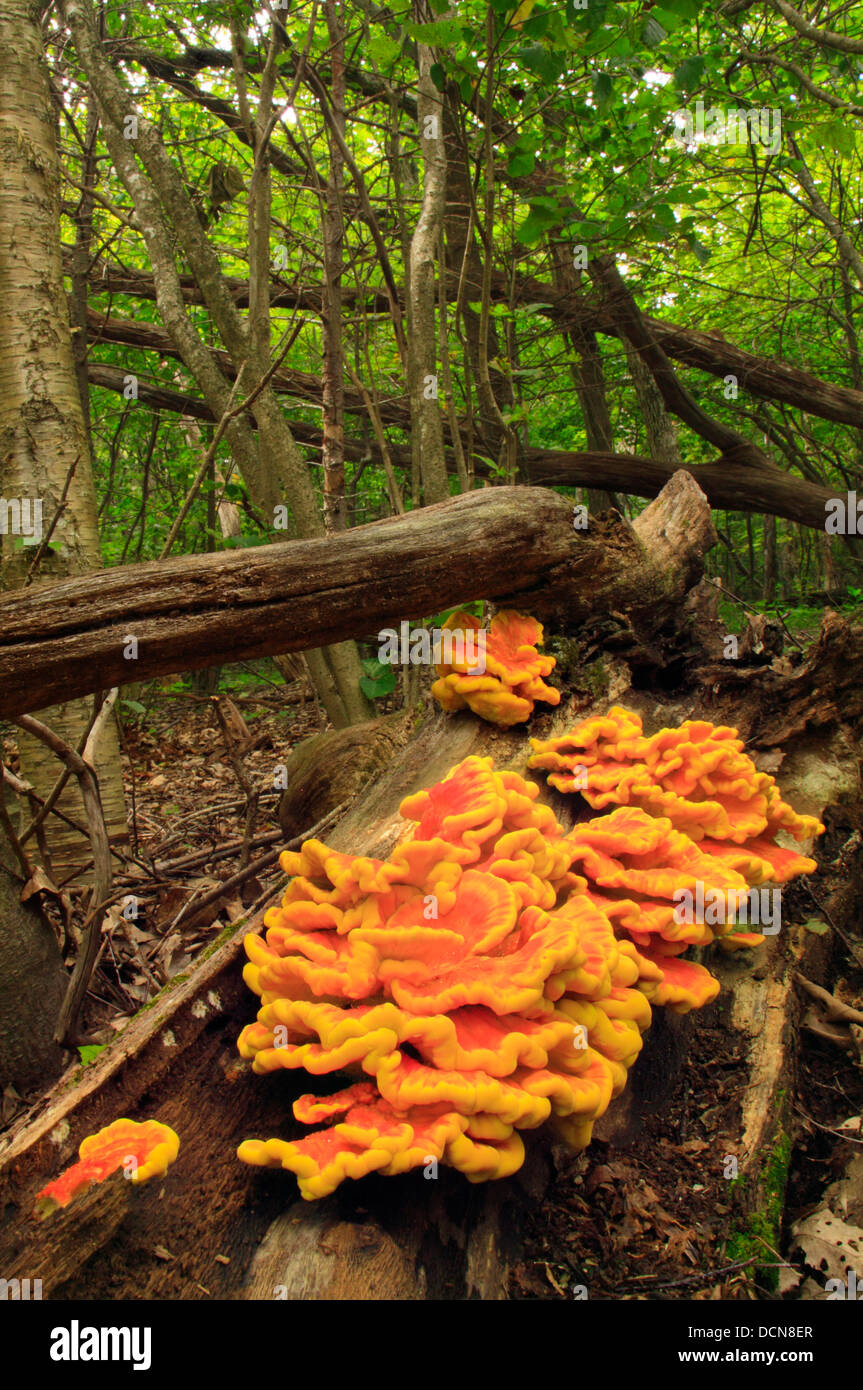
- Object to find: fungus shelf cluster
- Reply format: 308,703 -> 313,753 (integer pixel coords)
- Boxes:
31,706 -> 822,1215
236,708 -> 821,1200
431,609 -> 560,727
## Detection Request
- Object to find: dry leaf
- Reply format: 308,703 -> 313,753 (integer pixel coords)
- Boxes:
21,865 -> 61,901
792,1207 -> 863,1280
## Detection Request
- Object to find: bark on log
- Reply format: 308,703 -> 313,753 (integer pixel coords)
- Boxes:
0,474 -> 715,717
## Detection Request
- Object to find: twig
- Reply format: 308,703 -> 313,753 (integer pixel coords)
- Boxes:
793,1102 -> 863,1145
211,696 -> 259,868
172,797 -> 352,932
23,453 -> 80,587
617,1256 -> 771,1292
0,774 -> 32,879
796,972 -> 863,1026
802,880 -> 863,960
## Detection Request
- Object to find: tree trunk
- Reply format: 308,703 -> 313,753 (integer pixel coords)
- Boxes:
0,0 -> 126,881
408,30 -> 449,504
626,342 -> 684,466
763,513 -> 777,604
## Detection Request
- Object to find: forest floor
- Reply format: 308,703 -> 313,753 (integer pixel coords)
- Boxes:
2,666 -> 321,1084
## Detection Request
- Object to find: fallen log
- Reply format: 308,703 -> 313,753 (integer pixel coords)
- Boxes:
0,472 -> 715,717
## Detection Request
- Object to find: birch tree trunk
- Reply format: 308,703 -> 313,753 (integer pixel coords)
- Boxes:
0,0 -> 126,882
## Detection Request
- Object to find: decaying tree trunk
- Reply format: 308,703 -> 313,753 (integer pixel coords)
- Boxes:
0,473 -> 715,717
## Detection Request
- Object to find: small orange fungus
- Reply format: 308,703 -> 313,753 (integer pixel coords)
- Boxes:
431,610 -> 560,727
35,1118 -> 180,1218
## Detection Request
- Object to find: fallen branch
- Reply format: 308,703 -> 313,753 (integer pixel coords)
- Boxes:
795,973 -> 863,1026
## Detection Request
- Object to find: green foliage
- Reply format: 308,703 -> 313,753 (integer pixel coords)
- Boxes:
77,1044 -> 107,1067
725,1123 -> 793,1293
359,658 -> 397,701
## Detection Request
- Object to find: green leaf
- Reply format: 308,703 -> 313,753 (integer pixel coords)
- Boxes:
609,33 -> 633,56
367,34 -> 402,70
803,917 -> 830,936
673,55 -> 705,94
651,5 -> 688,31
821,120 -> 857,156
666,183 -> 710,204
406,18 -> 464,45
642,15 -> 667,45
430,62 -> 447,90
684,232 -> 711,264
522,11 -> 550,39
516,198 -> 563,244
458,73 -> 476,104
508,149 -> 536,176
592,72 -> 613,109
518,44 -> 564,83
529,194 -> 562,212
121,698 -> 147,716
660,0 -> 699,15
360,668 -> 397,699
78,1044 -> 107,1067
652,202 -> 677,229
